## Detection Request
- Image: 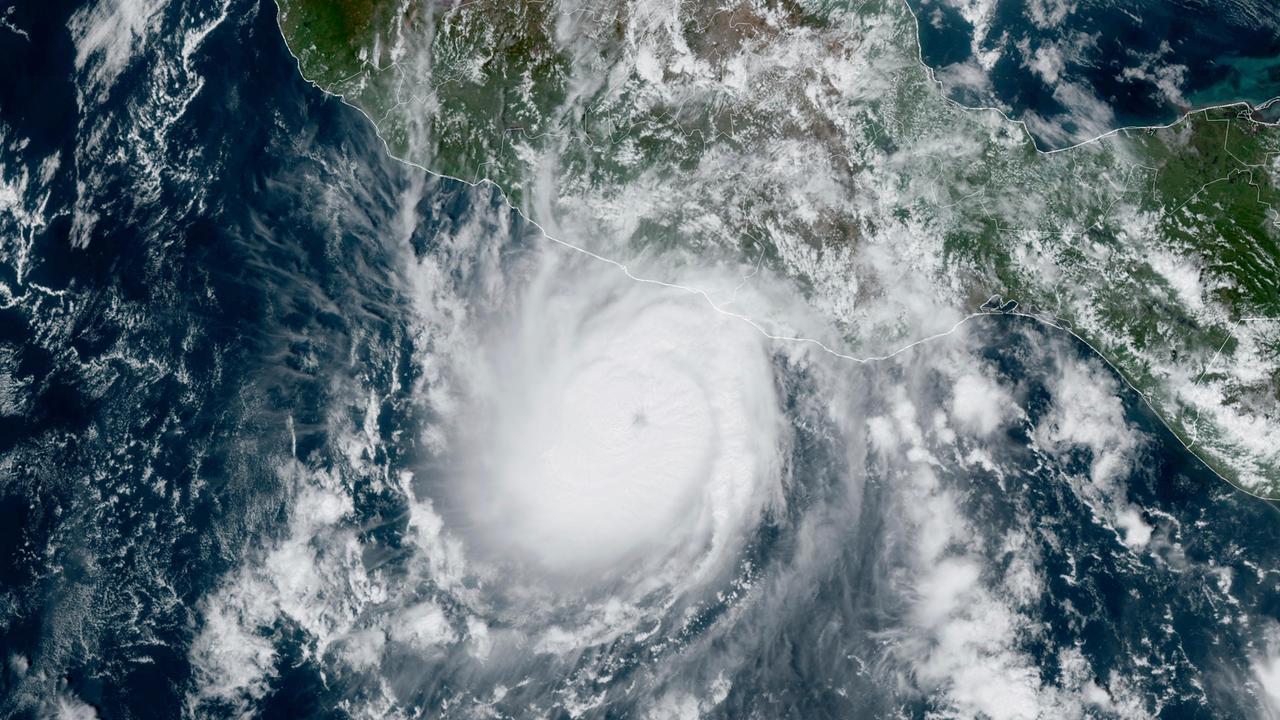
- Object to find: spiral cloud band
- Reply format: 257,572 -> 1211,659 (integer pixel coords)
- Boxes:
453,248 -> 789,583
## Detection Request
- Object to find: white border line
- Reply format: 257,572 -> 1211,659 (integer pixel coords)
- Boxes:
270,0 -> 1280,500
896,0 -> 1280,153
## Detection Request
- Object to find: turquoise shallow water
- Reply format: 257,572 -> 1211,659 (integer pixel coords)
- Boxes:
907,0 -> 1280,147
4,0 -> 1280,716
1187,55 -> 1280,109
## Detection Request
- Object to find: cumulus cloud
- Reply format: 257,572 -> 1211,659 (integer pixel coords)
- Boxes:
869,370 -> 1057,720
1034,347 -> 1155,549
1024,0 -> 1078,28
390,601 -> 456,649
951,370 -> 1011,436
1119,42 -> 1189,108
1026,42 -> 1066,85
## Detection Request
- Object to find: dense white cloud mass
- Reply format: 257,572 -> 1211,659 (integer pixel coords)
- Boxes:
452,250 -> 787,578
8,0 -> 1278,714
169,4 -> 1280,700
166,150 -> 1280,716
179,166 -> 1280,716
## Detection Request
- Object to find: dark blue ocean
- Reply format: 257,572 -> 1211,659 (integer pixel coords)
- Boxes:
0,0 -> 442,712
907,0 -> 1280,148
2,0 -> 1280,716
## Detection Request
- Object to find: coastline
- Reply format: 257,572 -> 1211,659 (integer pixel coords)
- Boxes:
269,0 -> 1280,500
896,0 -> 1280,154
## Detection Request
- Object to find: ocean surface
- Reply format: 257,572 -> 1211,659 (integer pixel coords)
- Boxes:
907,0 -> 1280,148
2,0 -> 1280,716
0,0 -> 431,711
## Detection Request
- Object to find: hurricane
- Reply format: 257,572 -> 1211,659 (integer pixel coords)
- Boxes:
3,0 -> 1280,716
441,254 -> 787,581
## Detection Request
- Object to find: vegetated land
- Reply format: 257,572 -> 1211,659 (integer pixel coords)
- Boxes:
277,0 -> 1280,494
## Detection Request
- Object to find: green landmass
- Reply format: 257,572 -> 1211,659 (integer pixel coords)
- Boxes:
276,0 -> 1280,494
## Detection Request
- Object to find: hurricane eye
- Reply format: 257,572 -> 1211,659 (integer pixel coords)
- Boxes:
444,253 -> 787,583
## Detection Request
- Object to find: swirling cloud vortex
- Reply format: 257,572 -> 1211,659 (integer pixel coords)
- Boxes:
459,251 -> 787,582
